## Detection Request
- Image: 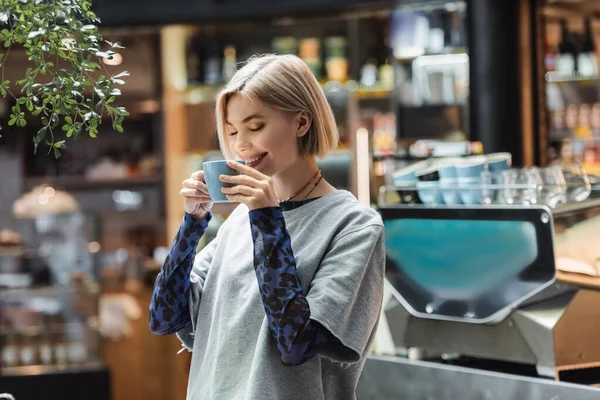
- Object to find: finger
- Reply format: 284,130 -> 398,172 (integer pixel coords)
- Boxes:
221,185 -> 256,196
180,188 -> 211,199
227,160 -> 265,180
183,178 -> 208,192
191,170 -> 205,181
220,174 -> 261,188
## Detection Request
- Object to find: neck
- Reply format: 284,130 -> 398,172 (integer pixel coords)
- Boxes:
273,157 -> 320,201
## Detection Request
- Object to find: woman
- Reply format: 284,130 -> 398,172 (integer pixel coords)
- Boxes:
150,54 -> 385,400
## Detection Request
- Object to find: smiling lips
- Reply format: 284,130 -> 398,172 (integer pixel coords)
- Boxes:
244,152 -> 268,167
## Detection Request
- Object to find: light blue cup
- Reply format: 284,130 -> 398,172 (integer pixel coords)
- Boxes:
455,156 -> 487,205
440,178 -> 462,205
202,160 -> 245,203
437,157 -> 465,180
455,155 -> 487,179
392,160 -> 429,184
416,181 -> 444,205
458,177 -> 483,205
437,158 -> 465,205
486,152 -> 512,173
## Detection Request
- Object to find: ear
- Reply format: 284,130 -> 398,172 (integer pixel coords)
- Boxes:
295,111 -> 312,138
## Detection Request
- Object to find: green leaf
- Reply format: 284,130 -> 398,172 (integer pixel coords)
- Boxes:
28,29 -> 45,39
36,126 -> 48,143
1,1 -> 130,155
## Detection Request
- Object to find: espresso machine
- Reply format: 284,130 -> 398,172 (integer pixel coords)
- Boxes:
357,199 -> 600,400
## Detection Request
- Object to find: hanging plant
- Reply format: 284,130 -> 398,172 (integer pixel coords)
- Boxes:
0,0 -> 129,157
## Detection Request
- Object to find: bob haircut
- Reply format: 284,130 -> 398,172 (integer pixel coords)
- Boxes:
215,54 -> 339,159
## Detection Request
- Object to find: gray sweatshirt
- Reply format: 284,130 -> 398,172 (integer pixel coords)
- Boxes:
177,190 -> 385,400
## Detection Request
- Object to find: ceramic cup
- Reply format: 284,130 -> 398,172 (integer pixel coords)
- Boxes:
416,181 -> 444,205
437,157 -> 465,180
486,152 -> 512,173
202,160 -> 246,203
455,156 -> 487,179
392,160 -> 429,184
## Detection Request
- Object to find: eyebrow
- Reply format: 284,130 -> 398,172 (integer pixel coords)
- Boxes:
226,114 -> 265,126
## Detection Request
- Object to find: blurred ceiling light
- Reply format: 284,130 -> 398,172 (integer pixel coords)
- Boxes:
38,194 -> 49,205
43,186 -> 55,198
102,53 -> 123,66
88,241 -> 101,253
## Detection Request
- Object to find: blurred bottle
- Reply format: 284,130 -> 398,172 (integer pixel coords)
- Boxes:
575,104 -> 592,139
272,36 -> 298,55
557,19 -> 577,73
186,34 -> 203,86
378,60 -> 395,90
299,38 -> 321,78
591,103 -> 600,139
52,315 -> 68,366
360,59 -> 378,88
203,40 -> 222,85
222,45 -> 237,83
66,325 -> 88,364
544,35 -> 557,72
578,17 -> 598,76
39,314 -> 54,365
1,329 -> 19,368
325,37 -> 348,82
19,328 -> 39,366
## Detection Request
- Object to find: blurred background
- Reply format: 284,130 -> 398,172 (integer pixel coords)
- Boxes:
2,0 -> 600,399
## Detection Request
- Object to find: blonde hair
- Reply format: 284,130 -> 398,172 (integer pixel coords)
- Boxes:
215,54 -> 339,159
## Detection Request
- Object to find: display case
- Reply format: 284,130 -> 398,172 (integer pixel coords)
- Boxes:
0,212 -> 104,379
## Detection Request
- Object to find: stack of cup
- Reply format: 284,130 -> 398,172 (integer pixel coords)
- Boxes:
391,161 -> 430,204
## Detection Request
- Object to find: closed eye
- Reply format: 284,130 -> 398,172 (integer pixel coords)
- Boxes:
249,125 -> 264,132
229,131 -> 238,136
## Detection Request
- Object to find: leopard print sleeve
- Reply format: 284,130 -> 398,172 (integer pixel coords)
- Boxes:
149,211 -> 211,335
249,207 -> 331,366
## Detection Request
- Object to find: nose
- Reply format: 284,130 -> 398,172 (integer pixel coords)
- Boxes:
233,131 -> 252,155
